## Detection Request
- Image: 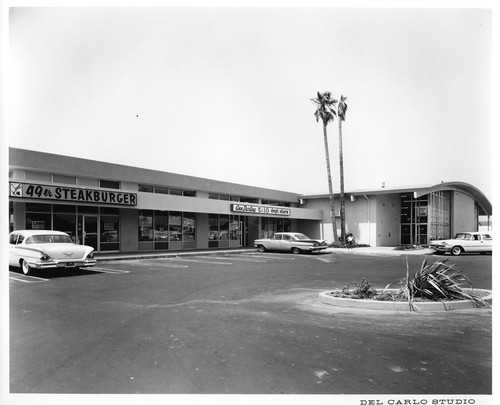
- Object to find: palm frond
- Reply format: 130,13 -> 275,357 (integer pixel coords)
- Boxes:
312,91 -> 338,125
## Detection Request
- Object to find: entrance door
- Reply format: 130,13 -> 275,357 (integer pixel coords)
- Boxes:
82,215 -> 98,251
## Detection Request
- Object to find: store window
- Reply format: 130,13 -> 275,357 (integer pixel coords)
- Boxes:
155,187 -> 169,195
183,213 -> 196,241
100,179 -> 120,189
154,211 -> 169,250
183,190 -> 196,197
209,214 -> 219,247
100,215 -> 120,251
169,212 -> 182,241
230,215 -> 240,240
138,185 -> 154,193
53,205 -> 77,242
138,210 -> 154,241
26,203 -> 51,230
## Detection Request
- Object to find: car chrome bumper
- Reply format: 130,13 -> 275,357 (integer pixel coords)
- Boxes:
28,259 -> 97,269
430,246 -> 451,253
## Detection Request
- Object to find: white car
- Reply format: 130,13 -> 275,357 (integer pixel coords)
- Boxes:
254,232 -> 328,254
9,230 -> 97,275
430,232 -> 493,256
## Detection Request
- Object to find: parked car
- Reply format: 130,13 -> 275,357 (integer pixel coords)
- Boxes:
9,230 -> 97,275
429,232 -> 492,256
254,232 -> 328,254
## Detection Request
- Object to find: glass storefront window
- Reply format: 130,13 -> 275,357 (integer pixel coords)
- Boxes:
26,213 -> 51,230
101,216 -> 119,242
219,215 -> 229,240
230,215 -> 239,240
182,213 -> 195,241
138,211 -> 153,241
100,215 -> 120,251
54,213 -> 77,242
154,212 -> 168,241
169,212 -> 182,241
209,214 -> 219,240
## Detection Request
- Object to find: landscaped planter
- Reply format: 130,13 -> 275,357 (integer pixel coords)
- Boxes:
319,289 -> 492,312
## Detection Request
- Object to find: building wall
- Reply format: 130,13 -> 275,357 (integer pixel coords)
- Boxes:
344,196 -> 377,246
303,196 -> 381,245
120,208 -> 139,252
374,194 -> 401,246
451,191 -> 476,234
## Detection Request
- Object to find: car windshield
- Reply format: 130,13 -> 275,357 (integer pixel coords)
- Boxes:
292,233 -> 310,240
26,234 -> 73,244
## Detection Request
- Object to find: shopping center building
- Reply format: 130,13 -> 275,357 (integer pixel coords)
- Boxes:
9,148 -> 492,253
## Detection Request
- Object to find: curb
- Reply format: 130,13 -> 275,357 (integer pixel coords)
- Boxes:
95,248 -> 256,262
318,289 -> 492,312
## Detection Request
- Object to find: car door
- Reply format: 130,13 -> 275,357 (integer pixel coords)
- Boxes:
265,234 -> 282,251
479,233 -> 493,252
279,234 -> 292,251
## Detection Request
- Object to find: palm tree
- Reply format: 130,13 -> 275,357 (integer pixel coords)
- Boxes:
337,95 -> 348,243
311,91 -> 338,243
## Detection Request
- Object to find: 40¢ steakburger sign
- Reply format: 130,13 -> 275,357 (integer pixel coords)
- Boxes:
10,182 -> 137,206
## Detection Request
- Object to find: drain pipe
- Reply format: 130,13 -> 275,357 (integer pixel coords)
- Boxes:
363,195 -> 371,246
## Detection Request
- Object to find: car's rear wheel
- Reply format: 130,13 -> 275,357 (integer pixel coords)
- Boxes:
257,245 -> 266,253
451,246 -> 463,256
21,260 -> 32,276
291,247 -> 301,254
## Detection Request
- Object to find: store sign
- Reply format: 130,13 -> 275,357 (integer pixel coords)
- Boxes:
9,182 -> 137,206
231,203 -> 291,216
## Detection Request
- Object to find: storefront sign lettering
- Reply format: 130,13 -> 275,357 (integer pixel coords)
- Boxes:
231,203 -> 291,216
31,221 -> 46,229
9,182 -> 137,206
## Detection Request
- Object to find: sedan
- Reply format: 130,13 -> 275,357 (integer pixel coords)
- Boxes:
430,231 -> 493,256
9,230 -> 97,275
254,232 -> 328,254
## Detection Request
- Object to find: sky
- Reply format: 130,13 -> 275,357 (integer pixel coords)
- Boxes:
5,4 -> 494,201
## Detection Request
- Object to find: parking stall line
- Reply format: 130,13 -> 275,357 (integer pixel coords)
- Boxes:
195,255 -> 268,263
163,257 -> 234,265
9,274 -> 49,283
133,259 -> 190,268
91,267 -> 131,274
238,253 -> 297,261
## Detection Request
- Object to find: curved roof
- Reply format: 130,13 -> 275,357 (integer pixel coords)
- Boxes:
427,182 -> 492,216
304,181 -> 492,216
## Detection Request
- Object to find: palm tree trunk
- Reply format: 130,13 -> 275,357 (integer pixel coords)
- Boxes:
338,119 -> 346,243
323,122 -> 337,242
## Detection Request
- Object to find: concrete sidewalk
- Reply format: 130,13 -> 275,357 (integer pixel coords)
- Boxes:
95,246 -> 434,261
326,246 -> 434,256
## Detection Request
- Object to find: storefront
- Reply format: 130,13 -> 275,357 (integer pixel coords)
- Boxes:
9,148 -> 492,249
9,148 -> 323,253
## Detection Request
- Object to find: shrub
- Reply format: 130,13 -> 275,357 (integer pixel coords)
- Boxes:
396,257 -> 489,310
352,277 -> 377,299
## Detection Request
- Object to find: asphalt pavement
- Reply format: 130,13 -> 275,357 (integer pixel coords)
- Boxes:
8,248 -> 492,399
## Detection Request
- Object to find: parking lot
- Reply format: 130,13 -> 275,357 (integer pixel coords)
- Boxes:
9,251 -> 492,395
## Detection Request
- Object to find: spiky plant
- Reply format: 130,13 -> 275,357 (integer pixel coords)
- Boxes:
397,257 -> 489,311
